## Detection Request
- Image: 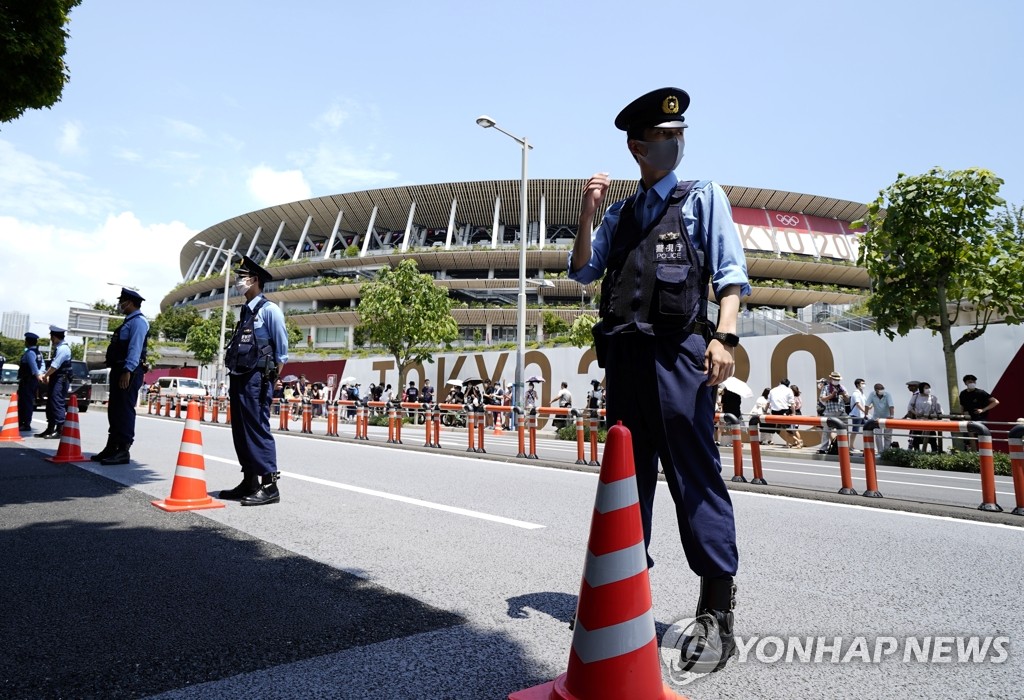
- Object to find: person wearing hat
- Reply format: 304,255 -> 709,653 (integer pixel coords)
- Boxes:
93,288 -> 151,465
36,326 -> 73,438
569,87 -> 750,671
903,380 -> 922,450
958,373 -> 999,424
817,371 -> 849,453
219,255 -> 289,506
17,332 -> 46,430
586,379 -> 604,416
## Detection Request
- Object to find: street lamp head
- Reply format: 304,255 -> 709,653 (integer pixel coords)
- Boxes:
476,115 -> 496,129
194,240 -> 209,249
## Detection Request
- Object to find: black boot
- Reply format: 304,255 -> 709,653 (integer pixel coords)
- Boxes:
100,443 -> 131,465
241,473 -> 280,506
696,576 -> 738,672
35,422 -> 55,438
43,422 -> 64,439
91,436 -> 117,462
219,473 -> 260,501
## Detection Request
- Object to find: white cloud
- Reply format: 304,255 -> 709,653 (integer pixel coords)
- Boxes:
0,139 -> 119,220
246,165 -> 312,206
314,103 -> 351,132
115,148 -> 142,162
0,213 -> 196,336
57,121 -> 85,156
164,118 -> 207,142
292,143 -> 398,192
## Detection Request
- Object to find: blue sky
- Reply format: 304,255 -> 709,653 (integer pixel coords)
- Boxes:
1,0 -> 1021,338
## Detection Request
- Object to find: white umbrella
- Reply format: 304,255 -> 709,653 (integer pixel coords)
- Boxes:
721,376 -> 753,398
341,376 -> 358,383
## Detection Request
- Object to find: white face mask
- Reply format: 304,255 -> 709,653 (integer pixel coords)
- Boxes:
922,389 -> 931,396
966,383 -> 976,390
235,278 -> 253,294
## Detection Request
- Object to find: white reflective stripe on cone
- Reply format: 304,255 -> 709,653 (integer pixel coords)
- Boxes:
593,476 -> 639,514
583,541 -> 647,588
173,466 -> 208,481
571,610 -> 657,664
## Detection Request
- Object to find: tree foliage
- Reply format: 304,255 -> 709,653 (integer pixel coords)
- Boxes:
152,305 -> 201,342
184,309 -> 235,366
0,0 -> 82,124
356,259 -> 458,385
541,310 -> 569,338
284,315 -> 304,348
855,167 -> 1024,409
567,314 -> 598,349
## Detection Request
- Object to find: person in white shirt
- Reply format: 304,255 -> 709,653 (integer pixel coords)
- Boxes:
849,378 -> 867,451
865,383 -> 896,450
766,379 -> 801,448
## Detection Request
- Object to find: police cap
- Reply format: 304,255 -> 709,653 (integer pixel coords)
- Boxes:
118,287 -> 145,304
49,325 -> 66,336
25,332 -> 39,341
235,255 -> 273,285
614,87 -> 690,132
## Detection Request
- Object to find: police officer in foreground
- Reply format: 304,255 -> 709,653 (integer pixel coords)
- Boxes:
93,288 -> 150,465
219,256 -> 289,506
569,87 -> 750,671
18,332 -> 46,430
36,326 -> 74,439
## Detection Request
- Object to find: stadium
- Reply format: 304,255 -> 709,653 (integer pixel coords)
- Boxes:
163,178 -> 871,348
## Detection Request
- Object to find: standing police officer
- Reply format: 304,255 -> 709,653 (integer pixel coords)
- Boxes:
36,325 -> 74,439
18,332 -> 45,430
569,87 -> 750,671
219,256 -> 289,506
94,288 -> 150,465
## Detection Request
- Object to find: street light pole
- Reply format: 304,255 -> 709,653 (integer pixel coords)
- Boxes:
194,242 -> 232,391
477,115 -> 533,409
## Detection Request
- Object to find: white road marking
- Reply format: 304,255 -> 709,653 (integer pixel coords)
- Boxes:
730,490 -> 1024,531
203,455 -> 545,529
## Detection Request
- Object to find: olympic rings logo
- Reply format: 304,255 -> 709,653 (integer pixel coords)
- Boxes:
775,214 -> 801,227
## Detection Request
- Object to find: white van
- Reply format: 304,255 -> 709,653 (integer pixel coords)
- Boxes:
155,376 -> 207,399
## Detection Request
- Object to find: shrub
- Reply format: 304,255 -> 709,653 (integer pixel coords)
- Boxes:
880,447 -> 1011,477
555,424 -> 608,443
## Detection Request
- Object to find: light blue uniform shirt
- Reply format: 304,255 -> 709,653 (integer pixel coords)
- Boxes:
118,310 -> 150,372
568,172 -> 751,299
247,294 -> 289,364
22,346 -> 45,376
51,341 -> 71,370
865,390 -> 895,420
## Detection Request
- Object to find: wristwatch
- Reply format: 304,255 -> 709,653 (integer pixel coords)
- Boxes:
711,331 -> 740,347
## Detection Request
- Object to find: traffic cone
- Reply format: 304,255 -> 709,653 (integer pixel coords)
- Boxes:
509,422 -> 686,700
47,394 -> 89,462
152,400 -> 225,512
0,393 -> 23,442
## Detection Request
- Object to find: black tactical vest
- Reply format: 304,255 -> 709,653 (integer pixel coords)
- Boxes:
105,315 -> 149,369
19,346 -> 41,381
598,180 -> 710,336
225,298 -> 275,374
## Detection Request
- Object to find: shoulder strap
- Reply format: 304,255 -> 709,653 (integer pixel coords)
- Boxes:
671,180 -> 711,321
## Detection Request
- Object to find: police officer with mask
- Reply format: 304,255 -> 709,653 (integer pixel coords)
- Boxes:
219,256 -> 289,506
18,332 -> 46,430
94,288 -> 150,465
570,87 -> 750,672
36,326 -> 74,439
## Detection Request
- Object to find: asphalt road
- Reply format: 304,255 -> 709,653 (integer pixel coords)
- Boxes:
2,409 -> 1023,699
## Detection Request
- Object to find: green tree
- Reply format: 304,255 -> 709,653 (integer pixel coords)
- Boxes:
0,0 -> 82,123
356,259 -> 458,386
568,314 -> 599,349
284,316 -> 304,348
0,334 -> 24,361
541,310 -> 569,339
184,310 -> 235,366
855,168 -> 1024,412
152,305 -> 201,342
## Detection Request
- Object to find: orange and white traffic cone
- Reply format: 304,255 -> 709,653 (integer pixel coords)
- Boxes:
47,394 -> 89,462
509,421 -> 686,700
0,393 -> 24,442
152,400 -> 225,512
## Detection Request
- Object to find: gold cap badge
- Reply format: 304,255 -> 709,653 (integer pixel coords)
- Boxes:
662,95 -> 679,115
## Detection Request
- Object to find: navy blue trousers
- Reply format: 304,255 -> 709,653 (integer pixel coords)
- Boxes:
229,370 -> 278,477
108,368 -> 144,443
18,378 -> 38,427
604,331 -> 738,578
46,374 -> 69,425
